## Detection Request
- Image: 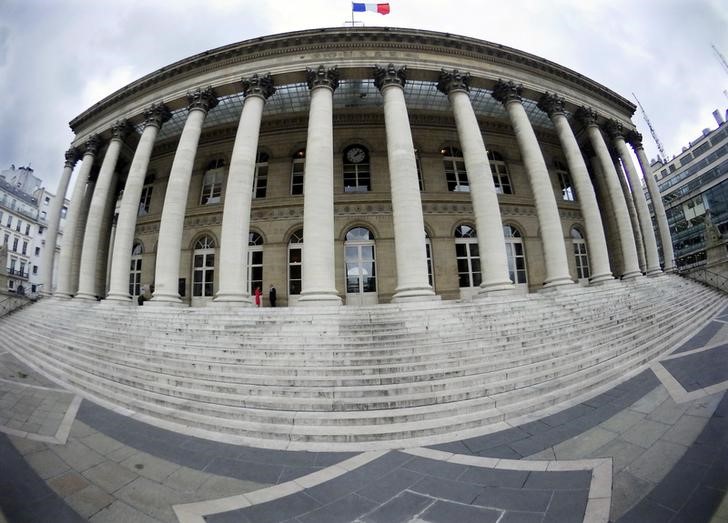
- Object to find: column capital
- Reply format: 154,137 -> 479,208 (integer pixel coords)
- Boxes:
491,79 -> 523,105
186,87 -> 219,113
605,119 -> 626,139
306,65 -> 340,91
242,73 -> 276,99
625,130 -> 644,150
436,69 -> 471,95
84,134 -> 101,156
64,147 -> 80,168
373,64 -> 406,91
143,103 -> 172,129
575,106 -> 600,127
110,119 -> 130,140
537,92 -> 567,117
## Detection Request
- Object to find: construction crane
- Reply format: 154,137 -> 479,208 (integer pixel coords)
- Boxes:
632,92 -> 668,162
712,43 -> 728,76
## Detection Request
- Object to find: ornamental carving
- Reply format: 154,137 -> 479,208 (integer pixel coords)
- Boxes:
84,134 -> 101,156
537,92 -> 566,117
64,147 -> 79,168
306,65 -> 340,91
605,120 -> 625,139
242,73 -> 276,99
110,120 -> 130,140
575,107 -> 599,127
187,87 -> 219,113
436,69 -> 471,95
491,79 -> 523,105
143,103 -> 172,129
373,64 -> 406,91
625,130 -> 644,150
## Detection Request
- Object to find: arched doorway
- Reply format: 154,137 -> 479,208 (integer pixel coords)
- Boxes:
191,234 -> 216,307
344,227 -> 377,305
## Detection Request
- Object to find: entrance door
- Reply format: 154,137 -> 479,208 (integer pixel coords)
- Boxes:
344,227 -> 377,306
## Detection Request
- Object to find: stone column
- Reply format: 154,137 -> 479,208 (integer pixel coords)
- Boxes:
106,104 -> 171,302
298,66 -> 343,305
55,136 -> 100,298
627,130 -> 675,271
576,107 -> 641,279
608,122 -> 662,276
215,74 -> 275,304
613,155 -> 647,272
492,81 -> 573,289
537,94 -> 614,284
437,70 -> 514,293
75,121 -> 129,300
40,148 -> 79,296
151,88 -> 218,305
374,64 -> 437,302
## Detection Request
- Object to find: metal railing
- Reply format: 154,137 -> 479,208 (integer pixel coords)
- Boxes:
677,265 -> 728,294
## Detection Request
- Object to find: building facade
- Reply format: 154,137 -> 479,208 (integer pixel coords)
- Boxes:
51,28 -> 669,307
649,110 -> 728,268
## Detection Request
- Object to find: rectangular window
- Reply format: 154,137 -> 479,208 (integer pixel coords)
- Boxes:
25,224 -> 30,235
138,185 -> 153,215
254,165 -> 268,198
200,170 -> 223,205
21,241 -> 27,255
291,160 -> 305,195
32,265 -> 38,275
12,237 -> 18,251
61,207 -> 68,218
558,170 -> 575,201
34,247 -> 40,256
6,215 -> 12,227
15,220 -> 21,232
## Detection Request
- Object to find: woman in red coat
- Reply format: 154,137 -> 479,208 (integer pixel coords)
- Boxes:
254,287 -> 262,307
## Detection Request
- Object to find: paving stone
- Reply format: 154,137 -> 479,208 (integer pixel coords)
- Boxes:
402,455 -> 467,480
83,460 -> 139,494
674,321 -> 723,354
360,490 -> 433,523
162,466 -> 212,494
540,403 -> 595,428
81,432 -> 126,455
543,489 -> 588,523
630,386 -> 670,414
120,451 -> 180,483
89,500 -> 164,523
499,511 -> 544,523
419,499 -> 501,523
646,398 -> 691,425
278,465 -> 322,483
298,493 -> 376,523
647,460 -> 708,511
458,466 -> 529,488
685,393 -> 725,418
410,475 -> 483,505
662,414 -> 711,446
204,455 -> 282,484
589,438 -> 645,474
208,491 -> 321,523
703,461 -> 728,491
523,470 -> 591,490
69,420 -> 97,439
672,485 -> 726,522
25,448 -> 71,479
621,419 -> 671,448
47,471 -> 91,497
65,484 -> 115,519
195,473 -> 266,499
617,498 -> 677,523
524,447 -> 556,460
599,409 -> 646,434
8,434 -> 47,455
106,445 -> 138,463
610,470 -> 655,521
627,440 -> 688,484
473,487 -> 552,512
552,426 -> 617,459
53,439 -> 107,472
355,467 -> 424,503
479,444 -> 523,459
114,477 -> 187,523
461,426 -> 531,453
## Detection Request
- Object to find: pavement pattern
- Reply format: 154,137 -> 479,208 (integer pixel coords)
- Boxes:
0,305 -> 727,522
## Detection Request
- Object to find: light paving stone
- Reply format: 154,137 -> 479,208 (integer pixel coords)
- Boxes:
115,477 -> 188,523
81,432 -> 126,455
610,470 -> 655,522
8,434 -> 47,455
163,467 -> 213,494
120,451 -> 180,483
630,386 -> 670,414
621,419 -> 671,449
195,473 -> 266,499
647,398 -> 691,425
47,471 -> 91,497
25,448 -> 71,479
599,409 -> 646,435
65,484 -> 115,519
662,415 -> 711,446
525,447 -> 556,461
69,421 -> 98,439
53,439 -> 107,471
89,500 -> 164,523
83,461 -> 139,494
686,393 -> 725,418
626,440 -> 688,484
589,438 -> 645,474
106,444 -> 138,463
552,426 -> 618,460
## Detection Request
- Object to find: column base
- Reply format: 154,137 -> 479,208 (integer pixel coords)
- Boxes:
100,295 -> 134,306
297,290 -> 342,306
391,286 -> 440,303
476,280 -> 518,298
588,273 -> 617,285
147,294 -> 186,308
52,293 -> 74,300
621,270 -> 643,280
646,268 -> 663,277
542,276 -> 576,288
211,294 -> 254,307
74,292 -> 99,302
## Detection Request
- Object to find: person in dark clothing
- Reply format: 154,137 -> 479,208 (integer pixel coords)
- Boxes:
269,284 -> 277,307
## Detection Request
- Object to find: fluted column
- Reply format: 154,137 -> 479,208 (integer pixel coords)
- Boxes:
374,64 -> 437,302
151,88 -> 218,305
627,130 -> 674,271
538,94 -> 614,284
608,122 -> 662,276
41,148 -> 79,296
613,155 -> 647,272
76,121 -> 129,300
492,81 -> 573,288
576,107 -> 641,279
215,74 -> 275,304
437,70 -> 513,293
106,104 -> 171,302
55,136 -> 100,298
298,66 -> 343,305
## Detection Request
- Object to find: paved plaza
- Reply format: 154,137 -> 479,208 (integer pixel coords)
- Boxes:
1,306 -> 728,522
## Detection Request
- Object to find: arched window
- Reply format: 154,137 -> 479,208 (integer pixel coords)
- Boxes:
193,235 -> 216,297
503,225 -> 527,284
488,151 -> 513,194
455,224 -> 480,287
345,227 -> 376,293
571,227 -> 590,280
442,145 -> 468,192
343,145 -> 370,193
129,241 -> 143,297
555,160 -> 575,201
248,232 -> 263,295
253,152 -> 269,199
200,159 -> 225,205
291,149 -> 305,195
288,229 -> 303,295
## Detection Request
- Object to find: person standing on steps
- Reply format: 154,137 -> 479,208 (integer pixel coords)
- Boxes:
254,286 -> 262,307
269,284 -> 277,307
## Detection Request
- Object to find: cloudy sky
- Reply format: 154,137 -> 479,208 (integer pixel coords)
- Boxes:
0,0 -> 726,192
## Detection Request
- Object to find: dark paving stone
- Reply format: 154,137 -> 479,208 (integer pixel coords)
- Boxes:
402,455 -> 468,480
297,493 -> 376,523
235,446 -> 319,468
499,511 -> 545,523
681,442 -> 720,466
278,466 -> 324,483
661,343 -> 728,392
543,489 -> 588,523
204,456 -> 283,484
702,461 -> 728,491
355,468 -> 424,503
314,451 -> 357,467
477,445 -> 523,459
540,403 -> 596,427
458,466 -> 529,488
671,486 -> 726,523
461,427 -> 531,453
361,491 -> 433,523
647,461 -> 708,511
517,419 -> 552,436
523,470 -> 591,490
419,499 -> 501,523
207,491 -> 321,523
473,487 -> 553,512
617,498 -> 676,523
673,321 -> 723,353
410,476 -> 483,505
429,439 -> 472,454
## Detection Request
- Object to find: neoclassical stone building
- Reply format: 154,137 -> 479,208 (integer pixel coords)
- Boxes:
48,28 -> 668,307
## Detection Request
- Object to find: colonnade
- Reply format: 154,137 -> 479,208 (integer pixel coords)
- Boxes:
47,65 -> 671,306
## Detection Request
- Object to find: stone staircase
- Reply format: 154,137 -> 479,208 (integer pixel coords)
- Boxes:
0,274 -> 725,450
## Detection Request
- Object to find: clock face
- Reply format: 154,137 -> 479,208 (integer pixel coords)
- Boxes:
346,146 -> 367,163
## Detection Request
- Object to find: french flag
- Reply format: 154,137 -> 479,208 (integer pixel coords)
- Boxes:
352,2 -> 390,14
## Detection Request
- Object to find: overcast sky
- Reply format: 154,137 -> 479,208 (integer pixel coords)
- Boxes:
0,0 -> 726,192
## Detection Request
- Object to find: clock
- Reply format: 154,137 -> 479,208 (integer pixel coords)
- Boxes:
346,146 -> 367,163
